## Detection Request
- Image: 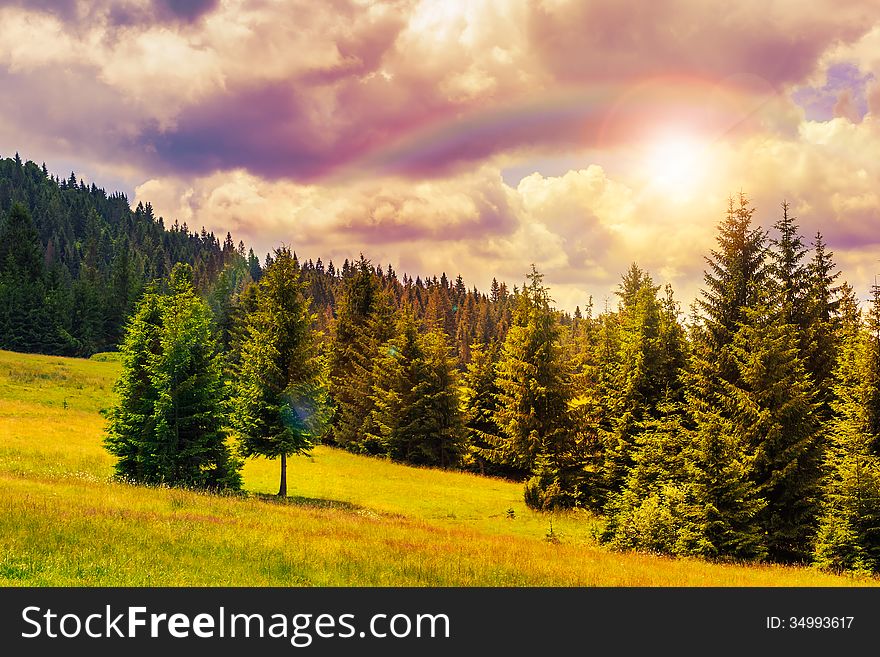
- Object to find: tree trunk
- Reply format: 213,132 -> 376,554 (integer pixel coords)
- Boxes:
278,452 -> 287,498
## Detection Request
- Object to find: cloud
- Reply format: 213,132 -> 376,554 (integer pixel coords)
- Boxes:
4,0 -> 877,183
134,99 -> 880,312
4,0 -> 880,312
792,62 -> 875,122
0,0 -> 221,26
527,0 -> 874,87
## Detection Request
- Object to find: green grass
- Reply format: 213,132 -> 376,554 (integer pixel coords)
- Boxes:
0,349 -> 875,586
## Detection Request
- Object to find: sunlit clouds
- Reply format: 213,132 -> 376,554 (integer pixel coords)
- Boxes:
3,0 -> 880,309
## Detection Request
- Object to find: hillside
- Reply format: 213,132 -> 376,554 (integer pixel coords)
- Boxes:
0,349 -> 872,586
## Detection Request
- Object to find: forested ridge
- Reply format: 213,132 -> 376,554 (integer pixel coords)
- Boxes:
5,152 -> 880,575
0,153 -> 522,358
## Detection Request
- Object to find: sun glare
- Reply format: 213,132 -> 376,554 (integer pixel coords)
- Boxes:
641,133 -> 709,199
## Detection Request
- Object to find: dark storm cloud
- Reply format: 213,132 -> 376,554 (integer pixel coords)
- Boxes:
0,0 -> 220,26
138,82 -> 349,180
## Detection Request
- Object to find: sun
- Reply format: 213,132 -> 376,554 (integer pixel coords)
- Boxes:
640,132 -> 708,199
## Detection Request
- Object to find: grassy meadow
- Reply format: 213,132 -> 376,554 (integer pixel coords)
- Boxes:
0,349 -> 874,586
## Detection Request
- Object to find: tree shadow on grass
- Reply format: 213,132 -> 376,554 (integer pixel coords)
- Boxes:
253,492 -> 362,512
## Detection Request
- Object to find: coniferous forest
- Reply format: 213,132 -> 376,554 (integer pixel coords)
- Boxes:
5,152 -> 880,575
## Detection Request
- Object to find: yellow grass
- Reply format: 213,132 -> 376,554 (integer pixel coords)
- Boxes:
0,349 -> 874,586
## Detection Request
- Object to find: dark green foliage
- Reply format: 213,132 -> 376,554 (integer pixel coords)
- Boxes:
207,254 -> 253,354
602,408 -> 696,554
231,248 -> 328,497
687,412 -> 767,560
815,287 -> 880,573
0,155 -> 232,355
725,300 -> 822,561
326,257 -> 396,451
368,315 -> 466,468
770,201 -> 809,328
697,192 -> 768,380
0,201 -> 43,279
493,266 -> 582,509
104,263 -> 241,490
0,203 -> 75,353
803,232 -> 843,421
103,289 -> 163,482
462,342 -> 509,476
601,266 -> 688,504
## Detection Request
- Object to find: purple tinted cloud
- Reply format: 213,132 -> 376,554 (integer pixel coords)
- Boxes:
527,0 -> 871,88
792,62 -> 875,122
0,0 -> 220,25
139,83 -> 334,179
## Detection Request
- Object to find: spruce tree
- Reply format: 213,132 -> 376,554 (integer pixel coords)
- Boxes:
231,248 -> 327,497
150,265 -> 241,489
601,267 -> 686,502
769,201 -> 809,329
104,264 -> 241,489
104,288 -> 163,481
726,299 -> 822,561
368,316 -> 465,468
686,412 -> 767,560
493,265 -> 580,509
327,256 -> 396,451
803,232 -> 842,421
0,202 -> 69,353
814,284 -> 880,572
462,341 -> 506,476
697,193 -> 768,381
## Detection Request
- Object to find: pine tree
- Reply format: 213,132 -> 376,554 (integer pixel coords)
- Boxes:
804,232 -> 842,420
0,202 -> 69,353
770,201 -> 809,328
104,288 -> 163,481
685,194 -> 823,561
726,300 -> 822,561
493,265 -> 580,509
697,193 -> 768,381
104,265 -> 241,489
686,412 -> 767,560
462,341 -> 506,476
814,284 -> 880,573
247,248 -> 262,282
327,257 -> 396,451
369,316 -> 466,467
601,266 -> 686,502
150,265 -> 241,488
231,248 -> 327,497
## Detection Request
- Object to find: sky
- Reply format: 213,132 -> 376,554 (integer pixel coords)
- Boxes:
2,0 -> 880,312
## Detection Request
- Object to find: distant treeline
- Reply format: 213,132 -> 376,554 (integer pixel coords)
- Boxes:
0,153 -> 525,357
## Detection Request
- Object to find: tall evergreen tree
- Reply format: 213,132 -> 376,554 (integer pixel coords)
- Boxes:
462,341 -> 506,476
601,266 -> 686,503
150,265 -> 241,488
104,264 -> 241,489
726,300 -> 823,561
814,288 -> 880,573
770,201 -> 809,328
231,248 -> 327,497
804,232 -> 842,421
368,316 -> 466,468
104,288 -> 164,481
327,257 -> 396,451
686,195 -> 822,561
697,193 -> 768,381
493,265 -> 581,509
